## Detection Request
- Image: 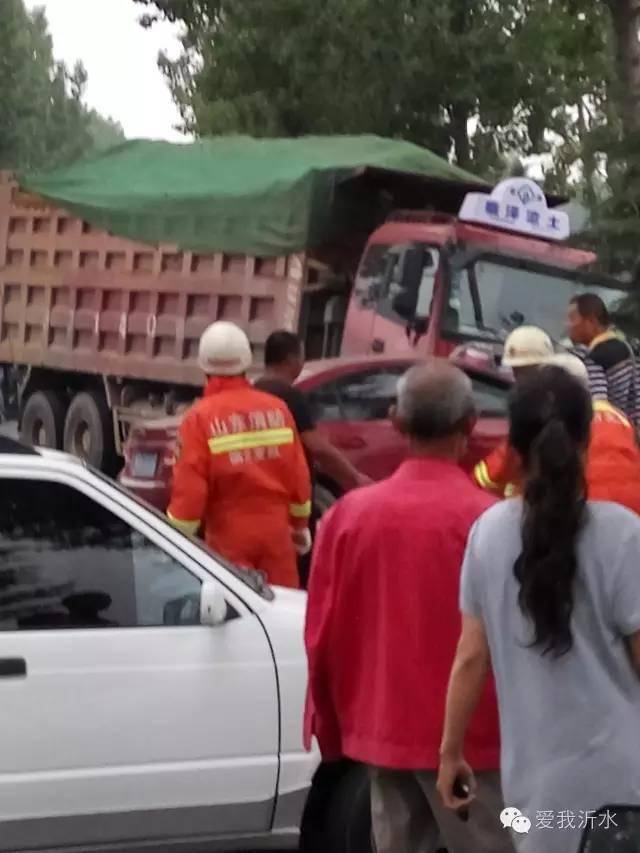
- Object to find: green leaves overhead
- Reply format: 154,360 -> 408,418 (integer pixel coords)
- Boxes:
0,0 -> 125,173
134,0 -> 617,182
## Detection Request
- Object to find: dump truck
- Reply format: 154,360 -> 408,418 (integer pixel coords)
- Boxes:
0,173 -> 342,471
0,136 -> 630,472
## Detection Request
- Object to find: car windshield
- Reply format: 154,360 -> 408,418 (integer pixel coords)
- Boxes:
445,256 -> 630,344
91,467 -> 274,601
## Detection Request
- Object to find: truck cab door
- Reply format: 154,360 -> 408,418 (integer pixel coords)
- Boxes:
369,245 -> 440,356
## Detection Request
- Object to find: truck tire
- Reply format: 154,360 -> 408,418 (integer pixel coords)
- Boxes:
325,763 -> 372,853
63,391 -> 116,473
302,763 -> 448,853
323,763 -> 373,853
301,762 -> 372,853
20,390 -> 66,450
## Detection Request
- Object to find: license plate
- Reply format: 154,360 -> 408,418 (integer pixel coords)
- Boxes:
131,452 -> 158,478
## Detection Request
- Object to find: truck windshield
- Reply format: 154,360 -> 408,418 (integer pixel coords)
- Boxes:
445,256 -> 629,344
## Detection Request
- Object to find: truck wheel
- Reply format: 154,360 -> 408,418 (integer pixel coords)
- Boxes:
325,763 -> 372,852
20,390 -> 66,450
63,391 -> 116,473
301,762 -> 372,853
327,765 -> 373,853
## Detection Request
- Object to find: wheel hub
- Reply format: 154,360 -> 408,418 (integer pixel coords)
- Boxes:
72,422 -> 91,458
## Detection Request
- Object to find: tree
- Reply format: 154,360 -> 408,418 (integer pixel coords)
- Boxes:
87,113 -> 126,152
0,0 -> 125,173
135,0 -> 616,181
568,2 -> 640,279
604,0 -> 640,136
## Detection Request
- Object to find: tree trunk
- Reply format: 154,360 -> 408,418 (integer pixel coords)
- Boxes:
450,102 -> 471,169
606,0 -> 640,134
578,98 -> 598,204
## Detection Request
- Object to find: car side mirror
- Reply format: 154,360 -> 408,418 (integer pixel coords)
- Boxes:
200,580 -> 228,627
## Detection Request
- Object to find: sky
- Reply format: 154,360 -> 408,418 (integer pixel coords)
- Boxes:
24,0 -> 186,141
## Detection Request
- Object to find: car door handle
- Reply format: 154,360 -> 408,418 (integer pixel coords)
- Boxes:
335,436 -> 367,450
0,658 -> 27,678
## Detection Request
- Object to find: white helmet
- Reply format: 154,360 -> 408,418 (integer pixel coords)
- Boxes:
546,353 -> 590,388
502,326 -> 553,368
198,321 -> 252,376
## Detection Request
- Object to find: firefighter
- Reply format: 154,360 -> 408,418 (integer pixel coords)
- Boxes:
167,321 -> 312,589
474,341 -> 640,515
474,326 -> 553,495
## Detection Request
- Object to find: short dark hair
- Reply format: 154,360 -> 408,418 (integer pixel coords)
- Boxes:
264,331 -> 302,366
570,293 -> 609,326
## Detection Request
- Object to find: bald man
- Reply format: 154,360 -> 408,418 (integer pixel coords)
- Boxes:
304,361 -> 514,853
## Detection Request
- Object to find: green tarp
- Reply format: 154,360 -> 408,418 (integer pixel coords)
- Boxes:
22,135 -> 486,257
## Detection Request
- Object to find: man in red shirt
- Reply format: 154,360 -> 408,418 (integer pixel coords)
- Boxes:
305,361 -> 512,853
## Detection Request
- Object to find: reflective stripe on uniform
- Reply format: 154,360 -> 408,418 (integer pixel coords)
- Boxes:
208,427 -> 294,455
593,399 -> 631,427
474,460 -> 498,490
167,511 -> 200,536
289,500 -> 312,519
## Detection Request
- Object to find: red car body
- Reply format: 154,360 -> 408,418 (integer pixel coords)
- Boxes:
118,354 -> 511,511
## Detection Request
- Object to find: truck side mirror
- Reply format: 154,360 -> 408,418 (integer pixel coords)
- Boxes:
391,247 -> 425,320
200,580 -> 228,627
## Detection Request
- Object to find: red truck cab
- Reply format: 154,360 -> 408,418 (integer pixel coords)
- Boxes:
343,178 -> 627,359
118,178 -> 634,512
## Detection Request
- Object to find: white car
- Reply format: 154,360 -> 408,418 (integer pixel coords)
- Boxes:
0,437 -> 371,853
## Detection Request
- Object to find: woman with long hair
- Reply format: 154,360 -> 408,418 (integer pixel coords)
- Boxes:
437,366 -> 640,853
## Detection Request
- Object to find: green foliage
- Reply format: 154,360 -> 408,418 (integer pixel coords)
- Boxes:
0,0 -> 125,173
135,0 -> 617,183
86,113 -> 126,152
135,0 -> 640,300
579,132 -> 640,274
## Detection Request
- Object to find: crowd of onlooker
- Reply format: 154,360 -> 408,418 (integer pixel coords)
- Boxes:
163,293 -> 640,852
304,294 -> 640,853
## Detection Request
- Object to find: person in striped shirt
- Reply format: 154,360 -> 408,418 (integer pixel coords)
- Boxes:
564,342 -> 609,400
567,293 -> 638,424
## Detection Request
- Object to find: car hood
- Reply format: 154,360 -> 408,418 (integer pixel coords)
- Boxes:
268,585 -> 307,616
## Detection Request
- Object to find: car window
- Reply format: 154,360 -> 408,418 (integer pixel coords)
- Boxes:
336,367 -> 407,421
469,373 -> 509,416
0,479 -> 201,630
306,381 -> 342,423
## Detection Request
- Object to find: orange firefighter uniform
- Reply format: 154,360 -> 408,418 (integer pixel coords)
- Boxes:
167,376 -> 312,588
474,400 -> 640,514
